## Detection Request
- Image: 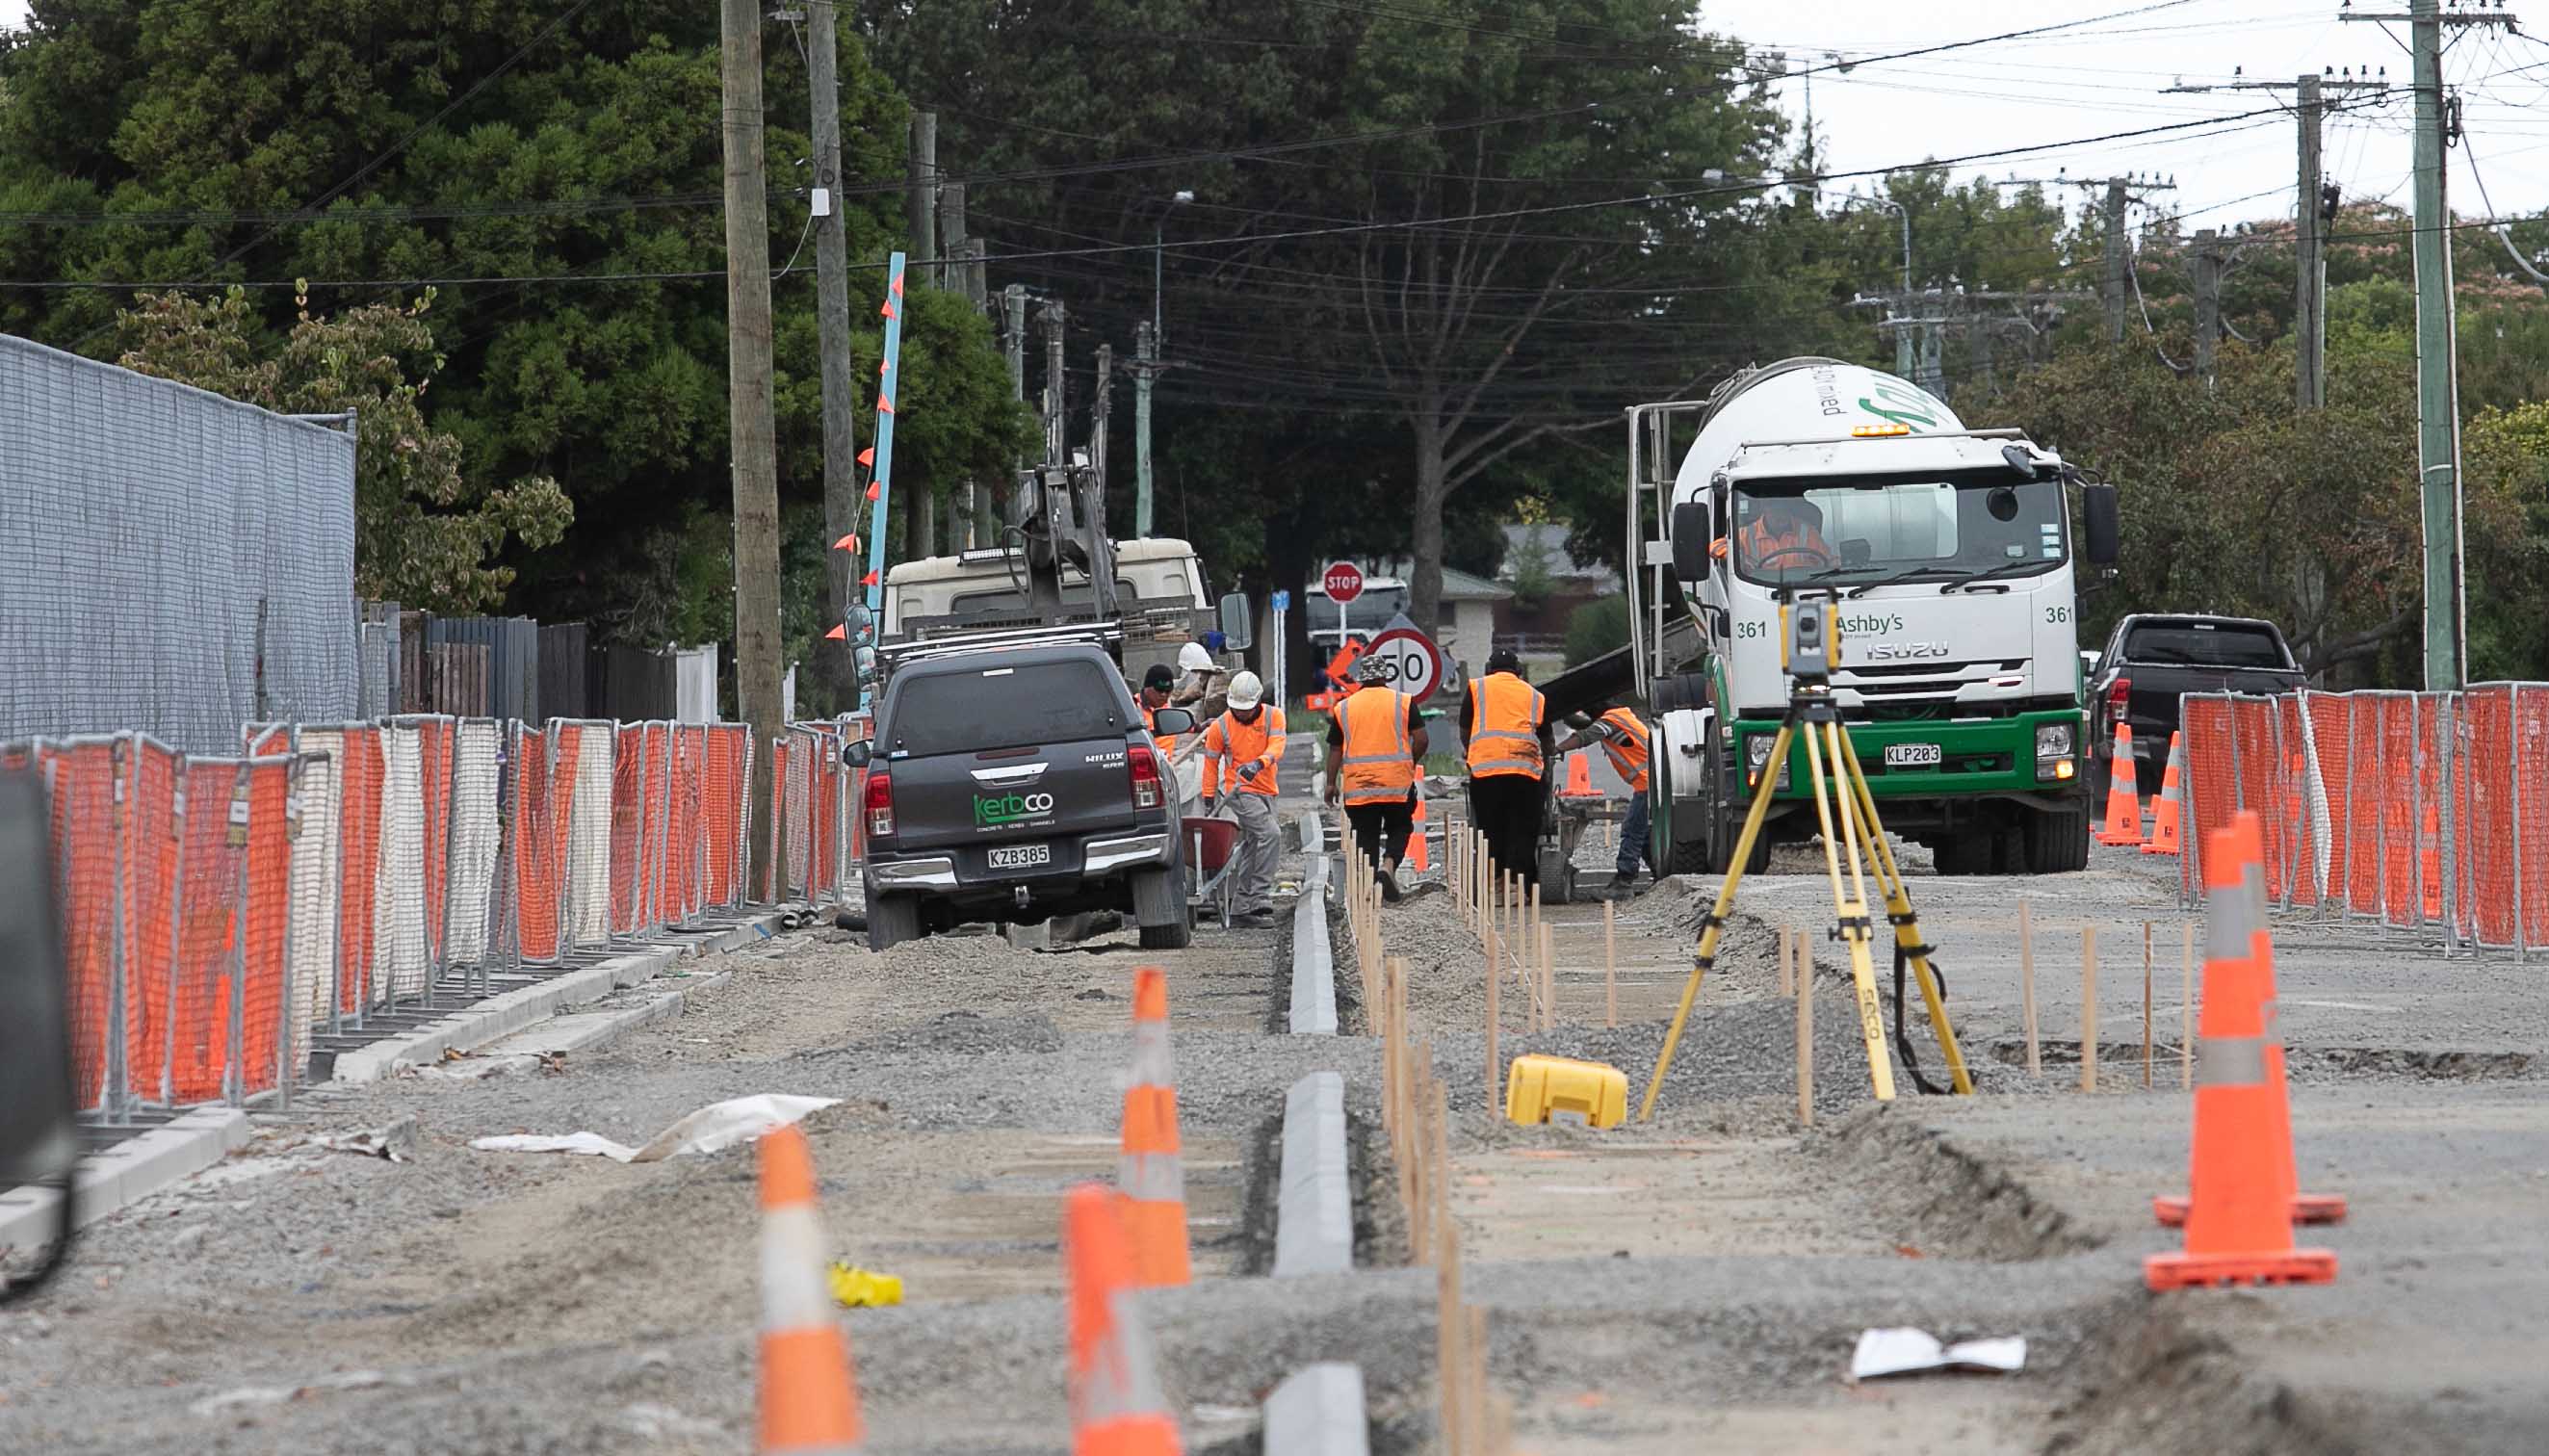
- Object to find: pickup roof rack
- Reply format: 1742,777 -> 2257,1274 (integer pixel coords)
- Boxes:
873,620 -> 1126,675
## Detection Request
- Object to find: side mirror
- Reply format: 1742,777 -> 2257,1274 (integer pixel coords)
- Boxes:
1150,707 -> 1198,737
1670,502 -> 1712,583
841,739 -> 873,769
1216,592 -> 1255,651
2081,481 -> 2120,566
0,767 -> 79,1303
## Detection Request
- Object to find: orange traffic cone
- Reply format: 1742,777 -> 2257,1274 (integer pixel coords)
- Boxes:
1118,967 -> 1190,1287
1561,751 -> 1595,797
2097,724 -> 2144,846
1065,1184 -> 1184,1456
2143,731 -> 2184,857
1407,792 -> 1431,873
757,1126 -> 866,1455
2145,812 -> 2337,1291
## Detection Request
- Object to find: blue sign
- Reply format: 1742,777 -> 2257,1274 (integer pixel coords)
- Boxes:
1271,589 -> 1291,611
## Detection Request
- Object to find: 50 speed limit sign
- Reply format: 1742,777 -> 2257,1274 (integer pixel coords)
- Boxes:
1360,626 -> 1444,701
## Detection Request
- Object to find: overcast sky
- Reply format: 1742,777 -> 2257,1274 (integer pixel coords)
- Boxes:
7,0 -> 2546,227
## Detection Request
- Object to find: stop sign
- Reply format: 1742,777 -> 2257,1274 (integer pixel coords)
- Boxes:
1321,560 -> 1365,604
1361,626 -> 1444,701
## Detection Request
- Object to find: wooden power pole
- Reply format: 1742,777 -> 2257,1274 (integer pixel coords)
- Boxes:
904,111 -> 938,559
720,0 -> 786,894
808,0 -> 859,699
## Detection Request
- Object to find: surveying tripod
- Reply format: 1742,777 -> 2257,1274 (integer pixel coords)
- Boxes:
1637,591 -> 1973,1120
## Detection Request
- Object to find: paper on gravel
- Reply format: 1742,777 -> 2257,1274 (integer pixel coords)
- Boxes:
1850,1327 -> 2026,1380
468,1094 -> 841,1162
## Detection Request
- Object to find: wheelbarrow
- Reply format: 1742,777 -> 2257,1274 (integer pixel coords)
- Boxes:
1183,815 -> 1243,927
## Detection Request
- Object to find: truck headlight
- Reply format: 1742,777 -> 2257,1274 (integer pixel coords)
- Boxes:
2036,722 -> 2076,782
1746,733 -> 1787,789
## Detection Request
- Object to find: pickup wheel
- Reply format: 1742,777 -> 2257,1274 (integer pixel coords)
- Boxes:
1131,867 -> 1190,949
867,893 -> 922,951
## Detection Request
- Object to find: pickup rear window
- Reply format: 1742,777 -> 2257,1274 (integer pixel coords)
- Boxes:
2121,623 -> 2290,669
887,661 -> 1129,755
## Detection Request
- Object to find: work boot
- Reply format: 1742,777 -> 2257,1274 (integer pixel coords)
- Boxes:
1233,909 -> 1276,929
1379,869 -> 1404,904
1597,871 -> 1644,899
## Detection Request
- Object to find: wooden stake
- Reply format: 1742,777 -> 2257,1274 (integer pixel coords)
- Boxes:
1796,958 -> 1814,1126
1485,917 -> 1501,1112
2080,925 -> 2099,1093
2181,921 -> 2196,1091
1602,899 -> 1618,1028
2142,920 -> 2154,1090
1526,883 -> 1543,1031
2018,899 -> 2042,1077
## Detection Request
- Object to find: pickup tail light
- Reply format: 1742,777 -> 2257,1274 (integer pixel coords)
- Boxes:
1128,743 -> 1162,810
864,768 -> 896,838
2106,675 -> 2132,721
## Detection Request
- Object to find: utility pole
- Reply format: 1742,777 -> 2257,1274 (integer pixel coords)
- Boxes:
1133,322 -> 1157,534
901,111 -> 938,559
1003,284 -> 1027,530
808,0 -> 858,697
2191,228 -> 2223,385
1040,300 -> 1067,466
2163,71 -> 2390,408
1092,343 -> 1113,499
938,180 -> 984,548
2103,179 -> 2130,344
719,0 -> 785,892
2344,3 -> 2514,689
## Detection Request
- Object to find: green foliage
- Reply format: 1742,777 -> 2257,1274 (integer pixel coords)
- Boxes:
115,287 -> 569,611
1564,592 -> 1629,668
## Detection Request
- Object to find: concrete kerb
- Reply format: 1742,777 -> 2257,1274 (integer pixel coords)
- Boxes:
0,1106 -> 248,1257
1273,1071 -> 1354,1278
328,907 -> 792,1083
1290,808 -> 1339,1036
1262,1362 -> 1372,1456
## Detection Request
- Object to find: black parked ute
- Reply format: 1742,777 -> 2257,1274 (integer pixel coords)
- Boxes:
845,643 -> 1194,951
2087,613 -> 2306,795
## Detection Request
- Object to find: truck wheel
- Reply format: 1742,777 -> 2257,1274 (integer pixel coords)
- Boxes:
1131,868 -> 1190,949
867,893 -> 922,951
2024,803 -> 2092,873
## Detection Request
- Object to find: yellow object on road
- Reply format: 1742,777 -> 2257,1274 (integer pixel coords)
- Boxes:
826,1261 -> 904,1308
1503,1054 -> 1628,1130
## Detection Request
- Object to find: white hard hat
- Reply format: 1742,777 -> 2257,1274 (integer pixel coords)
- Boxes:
1227,670 -> 1265,709
1178,642 -> 1214,674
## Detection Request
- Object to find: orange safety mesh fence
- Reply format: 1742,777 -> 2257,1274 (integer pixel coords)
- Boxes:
412,717 -> 454,974
236,757 -> 292,1100
2228,697 -> 2284,902
280,738 -> 342,1070
2179,694 -> 2238,906
2461,686 -> 2516,947
47,740 -> 120,1111
513,724 -> 559,962
122,737 -> 181,1105
444,719 -> 502,968
649,723 -> 675,928
335,726 -> 384,1012
667,725 -> 702,923
703,725 -> 749,909
2345,695 -> 2384,918
557,721 -> 615,950
765,734 -> 790,905
2303,692 -> 2354,911
2379,693 -> 2417,928
374,723 -> 431,1002
168,758 -> 244,1105
611,730 -> 644,936
2519,685 -> 2549,949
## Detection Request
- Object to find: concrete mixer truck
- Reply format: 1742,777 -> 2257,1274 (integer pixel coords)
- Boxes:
1617,358 -> 2120,876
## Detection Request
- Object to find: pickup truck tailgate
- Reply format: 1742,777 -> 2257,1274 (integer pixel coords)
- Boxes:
876,658 -> 1142,860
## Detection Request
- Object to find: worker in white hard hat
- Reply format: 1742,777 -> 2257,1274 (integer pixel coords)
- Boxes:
1171,641 -> 1227,716
1200,669 -> 1286,928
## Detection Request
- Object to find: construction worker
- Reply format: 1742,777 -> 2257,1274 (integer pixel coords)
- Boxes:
1323,654 -> 1428,902
1461,647 -> 1550,892
1555,705 -> 1654,896
1170,640 -> 1227,718
1201,670 -> 1286,929
1139,663 -> 1204,819
1737,495 -> 1834,574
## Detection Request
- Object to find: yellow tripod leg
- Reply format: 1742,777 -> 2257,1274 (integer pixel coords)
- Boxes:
1802,718 -> 1896,1103
1636,723 -> 1791,1123
1834,736 -> 1974,1095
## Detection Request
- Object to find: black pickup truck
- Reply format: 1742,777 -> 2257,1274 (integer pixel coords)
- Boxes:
2088,613 -> 2306,793
846,643 -> 1194,951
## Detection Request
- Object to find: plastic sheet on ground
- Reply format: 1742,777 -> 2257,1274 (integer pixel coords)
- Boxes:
467,1094 -> 841,1163
1849,1327 -> 2027,1380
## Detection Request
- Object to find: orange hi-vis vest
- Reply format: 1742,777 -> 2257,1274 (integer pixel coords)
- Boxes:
1466,673 -> 1546,780
1334,687 -> 1417,806
1141,702 -> 1181,764
1597,706 -> 1651,793
1740,516 -> 1833,570
1203,707 -> 1287,796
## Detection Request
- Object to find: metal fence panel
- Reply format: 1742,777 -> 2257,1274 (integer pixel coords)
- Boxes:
0,335 -> 359,752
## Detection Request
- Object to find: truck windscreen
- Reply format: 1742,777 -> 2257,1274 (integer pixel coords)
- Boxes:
887,661 -> 1130,755
1731,477 -> 2067,588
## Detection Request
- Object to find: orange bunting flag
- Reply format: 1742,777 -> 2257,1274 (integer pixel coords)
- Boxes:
880,299 -> 897,320
830,533 -> 858,552
824,624 -> 845,640
861,569 -> 880,587
877,394 -> 895,414
856,447 -> 874,468
890,273 -> 904,296
865,481 -> 880,501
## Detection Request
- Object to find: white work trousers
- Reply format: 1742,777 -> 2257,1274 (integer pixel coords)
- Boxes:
1226,792 -> 1280,916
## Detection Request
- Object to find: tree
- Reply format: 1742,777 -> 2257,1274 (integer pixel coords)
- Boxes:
115,287 -> 569,611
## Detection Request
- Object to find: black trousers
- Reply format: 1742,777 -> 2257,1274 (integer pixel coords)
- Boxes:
1344,794 -> 1416,873
1468,773 -> 1545,891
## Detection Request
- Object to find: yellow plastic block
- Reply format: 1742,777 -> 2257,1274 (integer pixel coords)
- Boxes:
827,1261 -> 905,1308
1502,1054 -> 1628,1130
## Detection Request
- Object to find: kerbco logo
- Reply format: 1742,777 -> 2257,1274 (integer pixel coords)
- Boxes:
1834,611 -> 1905,637
974,791 -> 1055,827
